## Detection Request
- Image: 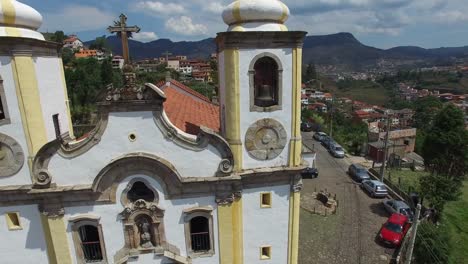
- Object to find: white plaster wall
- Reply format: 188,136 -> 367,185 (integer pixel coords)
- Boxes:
243,185 -> 290,264
239,48 -> 293,169
48,111 -> 222,186
34,57 -> 70,141
0,204 -> 49,264
0,56 -> 34,186
65,174 -> 219,264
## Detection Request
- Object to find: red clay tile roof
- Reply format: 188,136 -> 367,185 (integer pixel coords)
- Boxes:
157,79 -> 220,134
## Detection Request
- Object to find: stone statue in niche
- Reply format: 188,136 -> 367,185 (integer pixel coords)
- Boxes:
137,216 -> 154,248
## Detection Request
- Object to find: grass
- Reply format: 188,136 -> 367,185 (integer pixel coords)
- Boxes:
332,79 -> 390,106
385,169 -> 428,194
443,181 -> 468,264
385,170 -> 468,263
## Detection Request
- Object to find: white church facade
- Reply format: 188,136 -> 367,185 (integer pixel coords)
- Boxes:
0,1 -> 313,264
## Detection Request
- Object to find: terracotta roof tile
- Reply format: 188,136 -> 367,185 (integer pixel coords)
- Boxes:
157,80 -> 220,134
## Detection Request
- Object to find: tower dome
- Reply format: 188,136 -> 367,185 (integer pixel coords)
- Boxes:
0,0 -> 44,40
222,0 -> 290,32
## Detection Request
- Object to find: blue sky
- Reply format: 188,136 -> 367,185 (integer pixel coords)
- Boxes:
22,0 -> 468,49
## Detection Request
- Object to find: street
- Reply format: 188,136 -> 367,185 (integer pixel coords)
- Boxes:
299,131 -> 395,264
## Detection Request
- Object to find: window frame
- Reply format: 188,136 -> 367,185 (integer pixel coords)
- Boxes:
5,212 -> 22,231
260,192 -> 272,208
249,52 -> 283,112
183,207 -> 215,258
70,217 -> 107,264
0,76 -> 11,125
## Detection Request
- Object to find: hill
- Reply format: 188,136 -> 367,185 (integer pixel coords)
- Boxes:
85,33 -> 468,68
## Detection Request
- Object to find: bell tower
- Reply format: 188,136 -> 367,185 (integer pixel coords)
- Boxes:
217,0 -> 306,171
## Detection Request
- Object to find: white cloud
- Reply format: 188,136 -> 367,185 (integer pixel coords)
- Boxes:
165,16 -> 208,36
135,1 -> 186,15
40,5 -> 115,33
203,2 -> 225,14
133,31 -> 159,42
435,10 -> 468,23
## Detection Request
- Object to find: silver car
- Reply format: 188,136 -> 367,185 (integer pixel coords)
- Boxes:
383,199 -> 414,221
329,144 -> 345,158
361,180 -> 388,198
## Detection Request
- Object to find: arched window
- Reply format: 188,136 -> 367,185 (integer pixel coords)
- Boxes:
0,76 -> 9,124
78,225 -> 103,262
70,217 -> 107,264
254,57 -> 278,107
183,207 -> 214,257
249,53 -> 283,112
189,216 -> 210,252
127,181 -> 155,203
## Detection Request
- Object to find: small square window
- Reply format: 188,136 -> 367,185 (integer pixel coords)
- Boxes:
260,246 -> 271,260
260,192 -> 272,208
6,212 -> 22,230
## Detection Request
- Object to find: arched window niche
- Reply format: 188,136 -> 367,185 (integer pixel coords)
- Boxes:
121,178 -> 159,206
183,206 -> 215,257
69,216 -> 107,264
249,53 -> 283,112
0,75 -> 11,125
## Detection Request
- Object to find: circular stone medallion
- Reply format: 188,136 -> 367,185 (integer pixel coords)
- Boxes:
245,118 -> 287,160
0,133 -> 25,177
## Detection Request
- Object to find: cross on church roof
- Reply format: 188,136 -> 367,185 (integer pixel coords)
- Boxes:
107,14 -> 140,64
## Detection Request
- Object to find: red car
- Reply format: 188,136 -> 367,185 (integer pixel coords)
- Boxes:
378,213 -> 411,247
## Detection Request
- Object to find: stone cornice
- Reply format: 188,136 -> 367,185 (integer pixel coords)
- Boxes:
0,37 -> 61,57
216,31 -> 307,52
0,165 -> 305,207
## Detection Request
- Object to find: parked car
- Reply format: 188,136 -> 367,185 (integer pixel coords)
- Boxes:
348,164 -> 371,182
361,180 -> 388,198
321,137 -> 335,149
301,122 -> 313,132
313,132 -> 327,141
301,167 -> 319,179
382,200 -> 414,222
329,144 -> 345,158
378,213 -> 411,247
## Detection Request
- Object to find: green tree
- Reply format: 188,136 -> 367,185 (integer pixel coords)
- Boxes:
303,63 -> 317,83
61,47 -> 74,66
90,36 -> 110,51
414,222 -> 450,264
50,30 -> 66,43
420,104 -> 468,211
101,58 -> 114,85
413,96 -> 443,131
422,104 -> 468,178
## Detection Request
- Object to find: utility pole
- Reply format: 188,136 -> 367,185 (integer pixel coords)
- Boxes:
404,204 -> 422,264
379,115 -> 392,182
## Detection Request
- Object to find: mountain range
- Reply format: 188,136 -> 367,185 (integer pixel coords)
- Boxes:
86,33 -> 468,70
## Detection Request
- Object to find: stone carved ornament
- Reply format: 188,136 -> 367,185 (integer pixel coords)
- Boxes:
245,118 -> 287,160
0,133 -> 25,177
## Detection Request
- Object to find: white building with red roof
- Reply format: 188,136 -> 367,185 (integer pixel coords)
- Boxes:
63,34 -> 84,50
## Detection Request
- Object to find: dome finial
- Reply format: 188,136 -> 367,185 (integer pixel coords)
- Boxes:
222,0 -> 290,32
0,0 -> 44,40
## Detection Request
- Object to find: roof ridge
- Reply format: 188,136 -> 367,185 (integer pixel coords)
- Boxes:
168,79 -> 212,103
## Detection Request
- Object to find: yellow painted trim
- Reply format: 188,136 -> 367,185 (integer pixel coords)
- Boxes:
5,26 -> 21,37
218,198 -> 244,264
287,191 -> 301,264
230,24 -> 246,32
233,1 -> 242,22
58,59 -> 75,139
280,24 -> 288,32
11,56 -> 48,155
5,212 -> 22,230
233,198 -> 244,264
1,0 -> 16,24
279,2 -> 289,22
289,48 -> 302,167
223,49 -> 242,171
40,214 -> 73,264
1,0 -> 21,37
